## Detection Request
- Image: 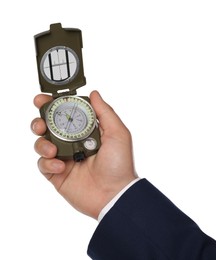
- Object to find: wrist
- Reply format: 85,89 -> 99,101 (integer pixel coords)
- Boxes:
90,176 -> 137,219
97,177 -> 141,221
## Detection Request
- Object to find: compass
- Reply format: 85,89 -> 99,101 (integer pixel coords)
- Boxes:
34,23 -> 101,161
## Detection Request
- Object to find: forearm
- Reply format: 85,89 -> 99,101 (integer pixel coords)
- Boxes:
88,179 -> 216,259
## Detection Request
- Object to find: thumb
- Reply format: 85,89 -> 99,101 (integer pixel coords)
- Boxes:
90,90 -> 126,134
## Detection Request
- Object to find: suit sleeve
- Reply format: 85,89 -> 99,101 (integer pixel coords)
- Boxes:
87,179 -> 216,260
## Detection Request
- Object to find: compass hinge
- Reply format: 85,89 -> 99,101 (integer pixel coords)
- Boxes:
53,90 -> 77,98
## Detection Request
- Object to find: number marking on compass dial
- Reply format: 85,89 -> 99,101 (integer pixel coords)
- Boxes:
46,96 -> 96,141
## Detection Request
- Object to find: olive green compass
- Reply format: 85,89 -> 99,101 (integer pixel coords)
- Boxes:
34,23 -> 101,161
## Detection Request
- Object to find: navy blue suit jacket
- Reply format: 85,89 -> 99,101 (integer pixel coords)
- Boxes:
87,179 -> 216,259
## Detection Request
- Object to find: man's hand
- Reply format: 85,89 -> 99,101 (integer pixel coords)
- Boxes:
31,90 -> 137,219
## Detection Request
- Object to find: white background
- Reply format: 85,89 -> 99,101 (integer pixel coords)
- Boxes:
1,0 -> 216,259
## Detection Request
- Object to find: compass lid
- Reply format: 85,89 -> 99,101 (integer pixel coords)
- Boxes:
34,23 -> 86,96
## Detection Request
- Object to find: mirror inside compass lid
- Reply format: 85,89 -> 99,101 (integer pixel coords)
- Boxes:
34,23 -> 86,95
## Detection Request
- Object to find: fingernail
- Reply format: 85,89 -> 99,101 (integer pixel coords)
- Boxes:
31,121 -> 37,134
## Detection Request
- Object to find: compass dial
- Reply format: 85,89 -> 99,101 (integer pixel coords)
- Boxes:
46,96 -> 96,141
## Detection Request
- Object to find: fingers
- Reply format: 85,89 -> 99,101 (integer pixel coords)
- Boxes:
90,90 -> 129,135
35,137 -> 65,178
32,93 -> 66,179
38,157 -> 65,175
34,137 -> 57,158
33,93 -> 53,109
31,93 -> 52,134
31,117 -> 46,136
31,93 -> 51,135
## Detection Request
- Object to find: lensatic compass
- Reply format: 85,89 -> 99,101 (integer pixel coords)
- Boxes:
34,23 -> 101,161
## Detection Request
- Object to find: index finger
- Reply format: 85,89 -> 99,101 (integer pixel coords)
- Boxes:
33,94 -> 53,109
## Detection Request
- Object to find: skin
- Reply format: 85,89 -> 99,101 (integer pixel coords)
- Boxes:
31,90 -> 137,219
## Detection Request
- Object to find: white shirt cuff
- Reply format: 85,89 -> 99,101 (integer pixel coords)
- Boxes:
98,178 -> 141,222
